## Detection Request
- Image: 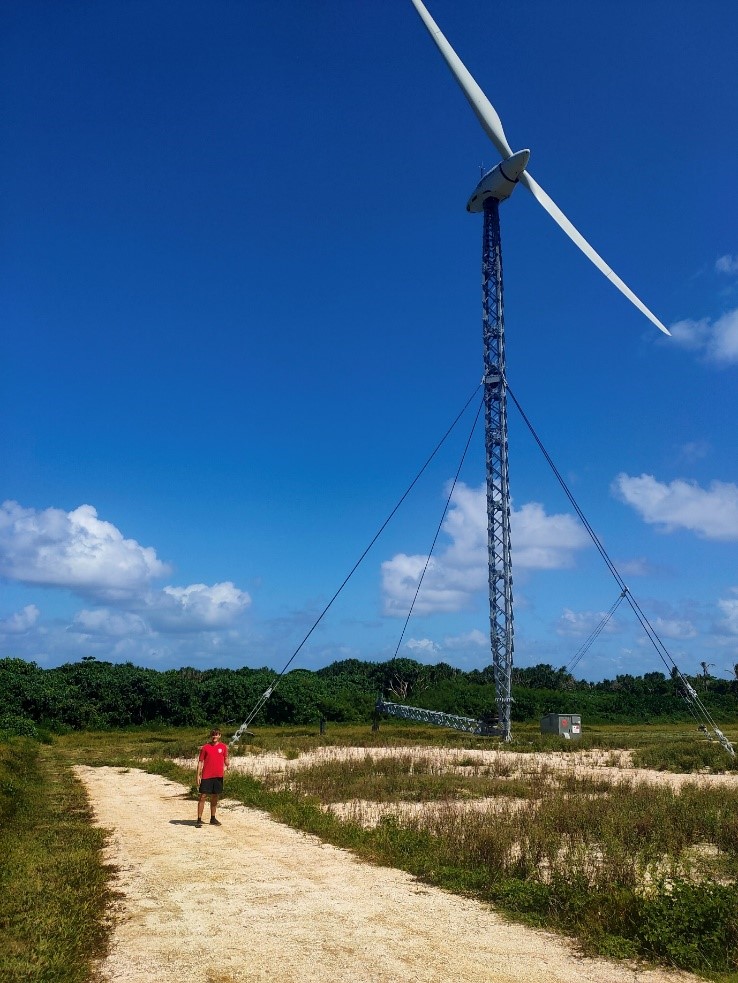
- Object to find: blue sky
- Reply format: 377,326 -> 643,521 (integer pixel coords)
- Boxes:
2,0 -> 737,682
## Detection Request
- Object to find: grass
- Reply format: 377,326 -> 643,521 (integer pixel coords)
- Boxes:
74,717 -> 736,761
11,719 -> 738,981
181,749 -> 738,974
633,736 -> 738,773
0,738 -> 115,983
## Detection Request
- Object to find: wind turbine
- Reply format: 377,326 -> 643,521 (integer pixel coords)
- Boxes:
410,0 -> 670,741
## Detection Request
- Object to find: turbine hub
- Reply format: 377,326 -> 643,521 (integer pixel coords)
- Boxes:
466,149 -> 530,212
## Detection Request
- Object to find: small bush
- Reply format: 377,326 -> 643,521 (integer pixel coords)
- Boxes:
0,714 -> 39,740
491,878 -> 553,917
636,881 -> 738,971
633,740 -> 738,773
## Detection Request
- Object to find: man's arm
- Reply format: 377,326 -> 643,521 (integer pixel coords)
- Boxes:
196,748 -> 204,785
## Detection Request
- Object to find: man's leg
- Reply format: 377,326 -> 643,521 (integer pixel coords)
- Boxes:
197,793 -> 207,822
209,794 -> 223,825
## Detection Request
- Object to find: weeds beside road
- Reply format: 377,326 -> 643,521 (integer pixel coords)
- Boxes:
3,721 -> 738,981
0,738 -> 113,983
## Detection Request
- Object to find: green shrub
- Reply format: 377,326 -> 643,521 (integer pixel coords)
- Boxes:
633,740 -> 738,773
636,881 -> 738,971
0,714 -> 39,739
491,878 -> 553,917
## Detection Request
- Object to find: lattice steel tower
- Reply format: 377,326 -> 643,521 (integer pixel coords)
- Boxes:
410,0 -> 671,745
482,198 -> 514,741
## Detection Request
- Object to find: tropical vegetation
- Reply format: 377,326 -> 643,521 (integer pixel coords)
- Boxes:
2,655 -> 738,736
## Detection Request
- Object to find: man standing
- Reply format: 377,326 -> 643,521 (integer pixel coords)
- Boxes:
196,728 -> 229,828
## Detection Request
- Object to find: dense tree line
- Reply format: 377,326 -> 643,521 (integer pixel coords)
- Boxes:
1,655 -> 737,734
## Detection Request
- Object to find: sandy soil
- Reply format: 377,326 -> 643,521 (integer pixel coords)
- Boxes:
218,745 -> 738,791
76,765 -> 699,983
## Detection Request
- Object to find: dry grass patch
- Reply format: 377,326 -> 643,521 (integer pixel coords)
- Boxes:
325,794 -> 533,828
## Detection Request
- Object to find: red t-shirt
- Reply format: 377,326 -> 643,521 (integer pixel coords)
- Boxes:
199,741 -> 228,779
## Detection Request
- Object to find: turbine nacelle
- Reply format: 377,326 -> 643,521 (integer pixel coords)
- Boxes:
467,149 -> 530,212
411,0 -> 671,336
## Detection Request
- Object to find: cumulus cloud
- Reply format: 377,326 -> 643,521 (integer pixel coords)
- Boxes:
0,604 -> 40,634
145,582 -> 251,631
61,582 -> 251,640
513,502 -> 590,569
382,482 -> 590,615
0,500 -> 169,595
0,500 -> 254,645
613,473 -> 738,541
382,554 -> 475,616
670,307 -> 738,365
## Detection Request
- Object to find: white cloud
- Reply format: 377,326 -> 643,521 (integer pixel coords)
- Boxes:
0,604 -> 40,634
716,255 -> 738,275
0,500 -> 254,642
382,482 -> 590,615
404,630 -> 489,659
613,473 -> 738,541
670,307 -> 738,365
669,317 -> 709,351
717,589 -> 738,635
0,501 -> 169,595
146,581 -> 251,631
406,637 -> 441,654
651,616 -> 697,640
444,629 -> 488,649
513,502 -> 590,570
616,556 -> 654,577
556,608 -> 619,637
382,554 -> 474,615
69,608 -> 148,637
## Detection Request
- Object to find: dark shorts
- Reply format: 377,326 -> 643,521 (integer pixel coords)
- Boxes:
199,777 -> 223,794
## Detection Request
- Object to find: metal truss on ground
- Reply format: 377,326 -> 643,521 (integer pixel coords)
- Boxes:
375,698 -> 500,736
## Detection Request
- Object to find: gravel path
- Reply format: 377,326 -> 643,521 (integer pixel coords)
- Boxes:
76,765 -> 698,983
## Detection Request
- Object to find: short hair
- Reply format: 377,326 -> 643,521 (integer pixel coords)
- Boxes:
210,728 -> 221,736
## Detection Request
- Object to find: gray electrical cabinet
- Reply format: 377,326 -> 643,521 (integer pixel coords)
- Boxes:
540,713 -> 581,739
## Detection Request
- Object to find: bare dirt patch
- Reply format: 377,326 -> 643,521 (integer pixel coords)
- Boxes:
77,765 -> 698,983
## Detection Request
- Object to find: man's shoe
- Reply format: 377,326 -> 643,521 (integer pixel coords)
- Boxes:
210,817 -> 222,826
195,818 -> 203,828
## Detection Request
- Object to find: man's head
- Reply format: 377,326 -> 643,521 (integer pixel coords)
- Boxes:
209,728 -> 221,743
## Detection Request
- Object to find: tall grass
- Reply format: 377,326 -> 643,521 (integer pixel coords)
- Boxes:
254,751 -> 738,971
0,739 -> 114,983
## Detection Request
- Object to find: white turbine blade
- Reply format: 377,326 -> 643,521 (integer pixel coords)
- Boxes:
520,171 -> 671,336
410,0 -> 513,160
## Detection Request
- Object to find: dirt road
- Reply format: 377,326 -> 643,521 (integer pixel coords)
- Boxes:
76,766 -> 696,983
